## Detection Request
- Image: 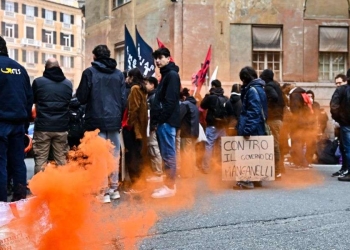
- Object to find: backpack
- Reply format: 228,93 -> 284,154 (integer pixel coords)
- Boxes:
68,108 -> 84,139
213,96 -> 229,124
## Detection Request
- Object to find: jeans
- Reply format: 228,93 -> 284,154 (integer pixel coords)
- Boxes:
340,126 -> 350,172
203,126 -> 226,171
98,130 -> 120,190
156,123 -> 176,188
0,122 -> 26,202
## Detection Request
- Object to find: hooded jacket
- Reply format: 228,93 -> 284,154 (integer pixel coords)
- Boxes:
33,67 -> 72,132
229,92 -> 242,122
0,54 -> 33,124
180,96 -> 199,138
150,62 -> 181,128
330,84 -> 350,126
76,58 -> 126,131
238,78 -> 267,136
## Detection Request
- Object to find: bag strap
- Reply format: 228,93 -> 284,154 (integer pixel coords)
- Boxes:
251,86 -> 266,121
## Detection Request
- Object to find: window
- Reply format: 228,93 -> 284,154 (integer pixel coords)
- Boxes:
60,55 -> 74,68
63,34 -> 70,46
5,23 -> 14,37
45,10 -> 53,20
26,26 -> 34,39
113,0 -> 131,8
318,27 -> 348,81
8,48 -> 18,60
5,1 -> 14,12
45,31 -> 53,44
26,5 -> 34,16
26,51 -> 35,63
252,26 -> 282,81
63,14 -> 70,24
115,44 -> 124,71
60,33 -> 74,47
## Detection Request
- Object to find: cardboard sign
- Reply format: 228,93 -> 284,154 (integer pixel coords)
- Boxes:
221,136 -> 275,181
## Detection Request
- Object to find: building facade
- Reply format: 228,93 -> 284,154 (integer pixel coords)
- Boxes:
85,0 -> 350,108
0,0 -> 85,90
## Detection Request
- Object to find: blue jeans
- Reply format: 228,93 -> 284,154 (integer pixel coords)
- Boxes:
98,130 -> 120,190
0,122 -> 26,202
340,126 -> 350,171
156,123 -> 176,187
203,126 -> 226,171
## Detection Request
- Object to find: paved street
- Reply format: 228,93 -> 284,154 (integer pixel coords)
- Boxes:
24,159 -> 350,249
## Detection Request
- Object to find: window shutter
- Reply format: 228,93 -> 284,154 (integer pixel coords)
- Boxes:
60,13 -> 63,22
60,32 -> 64,46
1,0 -> 5,10
14,49 -> 18,61
34,51 -> 38,64
71,34 -> 74,47
71,57 -> 74,68
14,24 -> 18,38
71,15 -> 74,25
319,27 -> 348,52
53,31 -> 57,44
252,27 -> 282,51
42,29 -> 46,43
22,4 -> 26,14
22,50 -> 26,62
53,11 -> 57,21
42,8 -> 45,18
42,53 -> 45,64
34,7 -> 38,17
14,3 -> 18,13
1,22 -> 5,35
60,55 -> 63,66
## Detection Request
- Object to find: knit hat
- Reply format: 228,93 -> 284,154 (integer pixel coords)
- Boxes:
260,69 -> 274,83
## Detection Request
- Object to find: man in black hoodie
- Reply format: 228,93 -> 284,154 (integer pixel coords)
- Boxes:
0,36 -> 33,202
260,69 -> 285,178
150,48 -> 180,198
76,45 -> 125,203
32,58 -> 72,174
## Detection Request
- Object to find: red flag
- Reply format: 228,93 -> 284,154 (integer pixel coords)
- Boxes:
195,45 -> 212,94
156,38 -> 174,62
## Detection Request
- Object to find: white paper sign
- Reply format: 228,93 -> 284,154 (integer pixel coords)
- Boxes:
221,136 -> 275,181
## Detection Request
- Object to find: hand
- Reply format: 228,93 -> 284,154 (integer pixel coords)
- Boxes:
243,135 -> 250,140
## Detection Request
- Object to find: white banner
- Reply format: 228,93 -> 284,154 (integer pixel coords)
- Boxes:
221,136 -> 275,181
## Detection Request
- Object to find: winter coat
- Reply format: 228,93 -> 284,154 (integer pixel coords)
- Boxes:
76,58 -> 126,131
229,92 -> 242,126
180,96 -> 199,138
150,62 -> 181,128
0,54 -> 33,123
330,84 -> 350,126
32,67 -> 72,132
127,85 -> 148,139
238,78 -> 267,136
264,81 -> 285,121
200,87 -> 234,127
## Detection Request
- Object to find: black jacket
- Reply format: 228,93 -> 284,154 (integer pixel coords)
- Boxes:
330,84 -> 350,126
76,58 -> 126,131
264,81 -> 285,121
200,87 -> 233,127
151,62 -> 181,128
180,96 -> 199,138
33,67 -> 72,132
0,54 -> 33,124
229,92 -> 242,122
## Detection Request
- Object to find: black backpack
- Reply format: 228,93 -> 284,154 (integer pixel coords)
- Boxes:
68,108 -> 84,139
213,96 -> 229,123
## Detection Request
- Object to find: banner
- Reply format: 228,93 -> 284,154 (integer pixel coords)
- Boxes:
124,25 -> 138,71
156,38 -> 174,62
209,66 -> 218,89
221,136 -> 275,181
194,45 -> 212,94
136,27 -> 155,77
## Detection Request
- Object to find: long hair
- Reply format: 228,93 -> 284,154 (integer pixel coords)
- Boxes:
127,68 -> 147,94
239,66 -> 257,85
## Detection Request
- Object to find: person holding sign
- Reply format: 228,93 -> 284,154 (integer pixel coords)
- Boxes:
236,66 -> 268,189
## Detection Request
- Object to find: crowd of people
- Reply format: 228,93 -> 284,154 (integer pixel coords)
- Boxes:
1,33 -> 346,203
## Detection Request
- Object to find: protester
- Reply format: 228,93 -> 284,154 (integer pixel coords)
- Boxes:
0,36 -> 33,202
145,76 -> 163,182
306,90 -> 328,135
260,69 -> 285,179
227,83 -> 242,136
122,68 -> 148,193
236,66 -> 267,189
76,44 -> 126,203
150,47 -> 180,198
330,69 -> 350,181
200,79 -> 233,174
32,58 -> 72,174
179,88 -> 199,178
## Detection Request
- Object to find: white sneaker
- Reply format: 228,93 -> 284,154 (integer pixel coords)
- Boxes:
151,185 -> 176,198
108,189 -> 120,200
97,193 -> 111,203
146,175 -> 163,183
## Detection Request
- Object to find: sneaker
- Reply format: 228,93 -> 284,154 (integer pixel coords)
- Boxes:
108,189 -> 120,200
146,175 -> 163,183
123,188 -> 145,194
338,172 -> 350,181
235,181 -> 254,189
97,193 -> 111,203
151,185 -> 176,198
275,173 -> 282,180
335,170 -> 348,177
